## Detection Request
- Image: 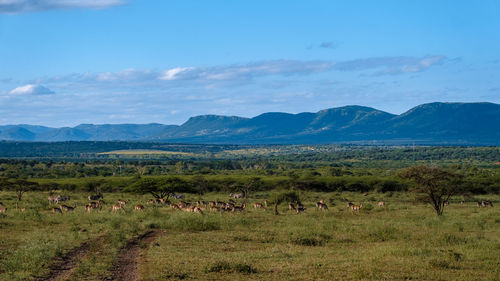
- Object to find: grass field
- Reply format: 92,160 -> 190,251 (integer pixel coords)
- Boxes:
98,150 -> 194,156
0,191 -> 498,280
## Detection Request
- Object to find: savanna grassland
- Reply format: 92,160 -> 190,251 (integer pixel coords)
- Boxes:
0,144 -> 498,280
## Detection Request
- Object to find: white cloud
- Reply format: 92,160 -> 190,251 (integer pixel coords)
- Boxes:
159,67 -> 195,81
0,0 -> 125,13
8,84 -> 54,95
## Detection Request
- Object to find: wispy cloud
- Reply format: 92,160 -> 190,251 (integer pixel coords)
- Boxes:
21,56 -> 447,94
8,84 -> 54,95
0,0 -> 125,14
335,55 -> 446,75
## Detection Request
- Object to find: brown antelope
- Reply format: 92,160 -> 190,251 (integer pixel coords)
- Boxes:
0,206 -> 7,213
117,199 -> 127,206
60,205 -> 75,212
263,199 -> 268,208
170,203 -> 180,210
147,199 -> 155,205
20,207 -> 26,212
347,202 -> 354,208
52,207 -> 63,214
377,201 -> 385,207
481,200 -> 493,207
253,202 -> 265,210
193,207 -> 204,214
232,203 -> 246,212
112,204 -> 123,212
351,204 -> 362,213
134,204 -> 145,211
318,203 -> 328,211
88,194 -> 103,201
209,206 -> 219,212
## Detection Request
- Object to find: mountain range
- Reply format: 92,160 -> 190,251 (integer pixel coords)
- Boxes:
1,102 -> 499,144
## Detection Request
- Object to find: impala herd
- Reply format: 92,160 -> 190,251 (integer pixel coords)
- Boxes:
0,193 -> 494,216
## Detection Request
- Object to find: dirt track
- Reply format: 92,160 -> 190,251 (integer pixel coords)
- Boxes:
110,230 -> 161,281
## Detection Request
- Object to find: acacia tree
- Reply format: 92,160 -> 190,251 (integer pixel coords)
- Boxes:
5,179 -> 40,201
125,176 -> 188,199
400,165 -> 463,216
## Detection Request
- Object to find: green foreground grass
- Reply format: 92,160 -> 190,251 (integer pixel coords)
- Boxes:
0,191 -> 499,280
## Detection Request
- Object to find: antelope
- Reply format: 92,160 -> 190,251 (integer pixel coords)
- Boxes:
377,201 -> 385,207
193,207 -> 204,214
20,207 -> 26,212
0,206 -> 6,213
315,201 -> 326,210
296,205 -> 306,213
460,200 -> 465,205
318,203 -> 328,211
232,204 -> 246,212
134,204 -> 145,211
289,202 -> 296,211
253,202 -> 265,210
86,203 -> 97,213
351,204 -> 362,213
112,204 -> 123,212
88,194 -> 103,201
209,206 -> 219,212
60,204 -> 75,212
170,203 -> 180,210
178,201 -> 188,208
117,199 -> 127,206
52,207 -> 63,214
347,202 -> 354,208
58,195 -> 70,202
208,201 -> 216,207
481,200 -> 493,207
264,199 -> 268,208
147,199 -> 155,205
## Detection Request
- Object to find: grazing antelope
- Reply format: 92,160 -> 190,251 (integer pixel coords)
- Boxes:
20,207 -> 26,212
481,200 -> 493,207
232,204 -> 246,212
134,204 -> 145,211
88,194 -> 103,201
377,201 -> 385,207
60,204 -> 75,212
351,204 -> 362,213
117,199 -> 127,206
253,202 -> 265,210
52,207 -> 63,214
85,203 -> 98,213
296,205 -> 306,213
112,204 -> 123,212
209,206 -> 219,212
315,201 -> 326,210
193,207 -> 204,214
289,202 -> 296,211
147,199 -> 155,205
347,202 -> 354,208
0,206 -> 7,213
318,203 -> 328,211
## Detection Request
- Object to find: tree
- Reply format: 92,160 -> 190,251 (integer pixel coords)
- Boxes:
125,176 -> 188,199
399,165 -> 463,216
7,179 -> 39,201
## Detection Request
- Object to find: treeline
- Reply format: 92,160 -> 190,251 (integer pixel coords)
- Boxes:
2,171 -> 498,197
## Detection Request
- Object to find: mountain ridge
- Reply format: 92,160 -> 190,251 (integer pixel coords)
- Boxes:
1,102 -> 498,144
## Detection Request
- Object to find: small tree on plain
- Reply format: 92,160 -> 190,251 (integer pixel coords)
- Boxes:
399,165 -> 463,216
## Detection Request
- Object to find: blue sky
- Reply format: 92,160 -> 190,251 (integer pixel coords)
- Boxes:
0,0 -> 499,126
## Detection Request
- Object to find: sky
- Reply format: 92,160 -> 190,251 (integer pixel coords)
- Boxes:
0,0 -> 499,127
